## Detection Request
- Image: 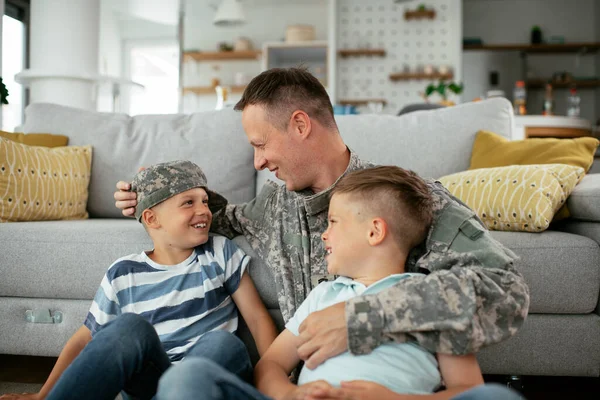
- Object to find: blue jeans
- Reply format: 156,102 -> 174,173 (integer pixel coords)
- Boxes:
46,313 -> 252,400
158,360 -> 524,400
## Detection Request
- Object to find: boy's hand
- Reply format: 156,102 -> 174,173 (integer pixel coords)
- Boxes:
114,167 -> 145,217
308,381 -> 402,400
297,302 -> 347,369
0,393 -> 42,400
281,381 -> 333,400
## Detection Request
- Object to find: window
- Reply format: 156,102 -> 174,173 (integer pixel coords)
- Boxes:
2,0 -> 29,131
124,41 -> 179,116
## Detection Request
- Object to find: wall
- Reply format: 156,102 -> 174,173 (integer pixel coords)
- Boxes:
182,0 -> 328,112
596,0 -> 600,128
463,0 -> 598,122
336,0 -> 462,115
0,1 -> 5,128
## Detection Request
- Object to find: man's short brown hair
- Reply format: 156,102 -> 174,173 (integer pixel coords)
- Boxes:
332,166 -> 434,251
234,67 -> 336,131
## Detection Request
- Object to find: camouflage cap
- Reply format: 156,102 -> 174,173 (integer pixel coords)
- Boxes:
131,160 -> 227,222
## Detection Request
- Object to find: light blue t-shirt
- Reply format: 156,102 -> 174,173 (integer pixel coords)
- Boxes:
286,273 -> 442,395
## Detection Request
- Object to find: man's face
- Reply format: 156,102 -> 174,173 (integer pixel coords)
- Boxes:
242,104 -> 311,192
321,193 -> 370,277
151,188 -> 212,249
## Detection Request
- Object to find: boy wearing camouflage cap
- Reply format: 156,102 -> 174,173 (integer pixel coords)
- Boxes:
25,161 -> 277,400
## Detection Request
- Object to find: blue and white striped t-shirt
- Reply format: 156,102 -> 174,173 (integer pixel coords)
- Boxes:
84,235 -> 249,362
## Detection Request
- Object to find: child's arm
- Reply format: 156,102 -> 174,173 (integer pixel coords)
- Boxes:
231,272 -> 278,356
254,329 -> 302,398
0,326 -> 92,400
429,353 -> 484,399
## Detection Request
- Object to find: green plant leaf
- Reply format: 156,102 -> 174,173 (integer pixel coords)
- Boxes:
425,83 -> 436,96
0,77 -> 9,105
436,82 -> 447,96
448,82 -> 464,95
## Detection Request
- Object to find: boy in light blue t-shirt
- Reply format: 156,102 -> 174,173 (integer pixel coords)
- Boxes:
155,166 -> 521,400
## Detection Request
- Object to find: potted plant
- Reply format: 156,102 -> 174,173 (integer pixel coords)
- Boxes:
423,81 -> 463,106
0,77 -> 9,105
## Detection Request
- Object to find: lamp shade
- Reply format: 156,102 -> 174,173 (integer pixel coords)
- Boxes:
214,0 -> 246,26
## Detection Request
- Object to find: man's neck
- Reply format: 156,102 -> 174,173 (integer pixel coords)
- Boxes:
310,145 -> 351,194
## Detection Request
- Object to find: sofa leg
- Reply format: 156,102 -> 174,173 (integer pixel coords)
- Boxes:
506,375 -> 524,392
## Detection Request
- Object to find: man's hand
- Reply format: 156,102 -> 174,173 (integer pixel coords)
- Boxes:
281,381 -> 333,400
297,302 -> 347,369
0,393 -> 42,400
308,381 -> 403,400
114,167 -> 144,217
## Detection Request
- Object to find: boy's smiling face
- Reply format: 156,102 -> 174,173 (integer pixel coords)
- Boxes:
148,187 -> 212,249
321,193 -> 371,278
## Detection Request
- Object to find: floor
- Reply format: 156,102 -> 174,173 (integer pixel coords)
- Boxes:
1,355 -> 599,399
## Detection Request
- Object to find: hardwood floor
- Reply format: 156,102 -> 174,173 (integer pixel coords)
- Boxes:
1,355 -> 599,398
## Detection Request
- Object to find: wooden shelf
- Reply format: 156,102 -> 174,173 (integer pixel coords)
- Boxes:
389,72 -> 453,81
183,50 -> 261,62
338,99 -> 387,106
526,79 -> 600,89
182,86 -> 247,95
338,49 -> 386,58
463,42 -> 600,54
404,10 -> 436,20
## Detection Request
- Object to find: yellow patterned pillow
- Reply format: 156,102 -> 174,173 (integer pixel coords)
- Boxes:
0,137 -> 92,222
0,130 -> 69,147
438,164 -> 584,232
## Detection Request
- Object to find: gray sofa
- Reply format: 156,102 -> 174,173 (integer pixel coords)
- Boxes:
1,98 -> 599,378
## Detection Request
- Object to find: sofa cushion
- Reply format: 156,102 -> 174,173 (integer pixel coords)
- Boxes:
22,104 -> 256,218
0,220 -> 279,310
566,174 -> 600,222
0,130 -> 69,147
438,164 -> 585,232
0,138 -> 92,222
490,230 -> 600,314
469,130 -> 599,172
332,98 -> 515,181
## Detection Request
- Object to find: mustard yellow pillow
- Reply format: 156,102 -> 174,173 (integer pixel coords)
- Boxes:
0,137 -> 92,222
0,130 -> 69,147
438,164 -> 584,232
469,130 -> 599,172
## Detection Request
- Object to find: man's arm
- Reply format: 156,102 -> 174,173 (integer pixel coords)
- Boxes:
209,181 -> 279,239
345,186 -> 530,355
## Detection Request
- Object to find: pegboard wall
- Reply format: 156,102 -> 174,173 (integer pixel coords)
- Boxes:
336,0 -> 462,114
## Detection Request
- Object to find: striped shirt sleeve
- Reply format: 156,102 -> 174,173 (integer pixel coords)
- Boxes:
219,237 -> 250,295
84,270 -> 121,336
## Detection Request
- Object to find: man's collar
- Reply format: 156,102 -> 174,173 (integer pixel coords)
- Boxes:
300,149 -> 367,216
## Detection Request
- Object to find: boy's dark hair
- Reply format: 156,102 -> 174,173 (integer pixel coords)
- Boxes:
332,166 -> 434,251
234,67 -> 336,131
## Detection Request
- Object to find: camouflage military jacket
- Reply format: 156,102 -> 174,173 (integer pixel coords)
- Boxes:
211,151 -> 530,355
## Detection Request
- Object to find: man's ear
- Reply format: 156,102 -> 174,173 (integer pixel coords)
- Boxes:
368,217 -> 388,246
289,110 -> 311,139
142,209 -> 160,229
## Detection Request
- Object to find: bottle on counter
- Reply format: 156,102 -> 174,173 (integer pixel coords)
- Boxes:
542,83 -> 554,116
567,87 -> 581,118
513,80 -> 527,115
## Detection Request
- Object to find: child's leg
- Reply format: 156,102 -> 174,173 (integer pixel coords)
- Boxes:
183,330 -> 253,382
157,358 -> 271,400
46,313 -> 171,400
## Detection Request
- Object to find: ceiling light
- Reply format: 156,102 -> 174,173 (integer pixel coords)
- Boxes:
214,0 -> 246,26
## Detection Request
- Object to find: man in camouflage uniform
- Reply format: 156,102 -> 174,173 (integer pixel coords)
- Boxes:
115,67 -> 529,369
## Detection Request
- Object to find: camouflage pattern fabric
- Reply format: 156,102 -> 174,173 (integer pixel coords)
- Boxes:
131,160 -> 226,221
210,151 -> 530,355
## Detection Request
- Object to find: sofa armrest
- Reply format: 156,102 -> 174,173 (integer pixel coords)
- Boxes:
567,174 -> 600,222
